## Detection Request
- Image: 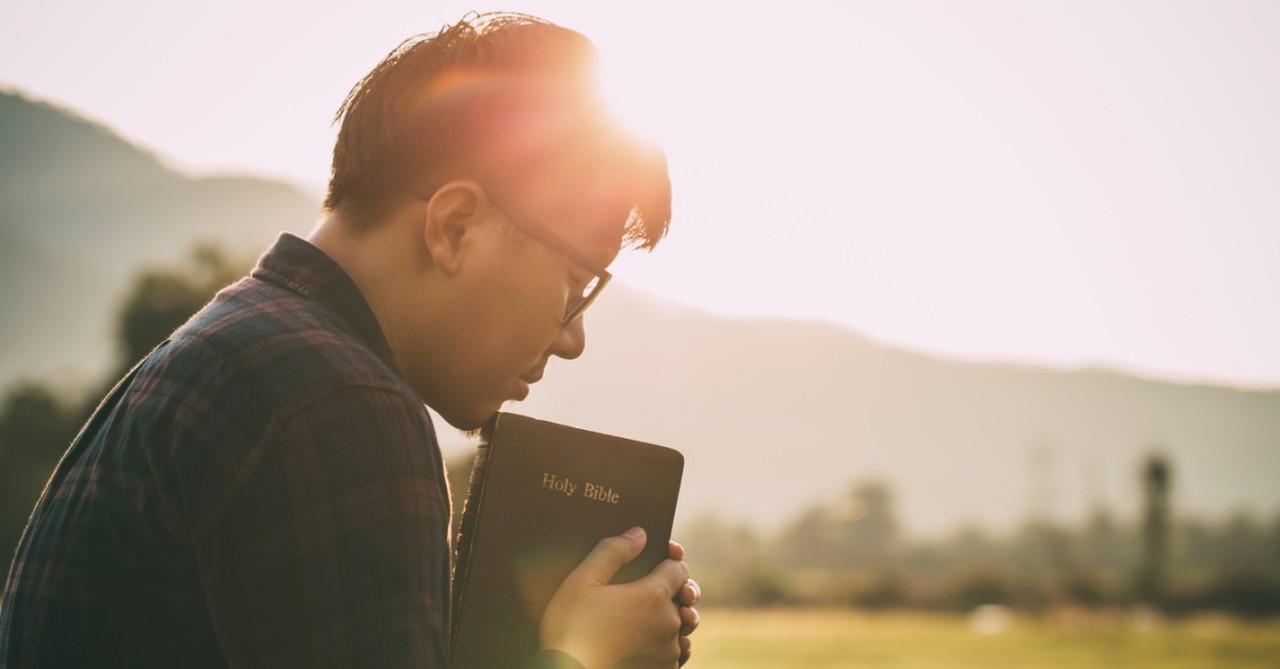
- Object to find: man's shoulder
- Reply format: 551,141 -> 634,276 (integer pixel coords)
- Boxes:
158,275 -> 405,406
120,275 -> 429,532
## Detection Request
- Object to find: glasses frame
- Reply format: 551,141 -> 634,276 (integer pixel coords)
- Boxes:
483,192 -> 612,327
412,184 -> 613,325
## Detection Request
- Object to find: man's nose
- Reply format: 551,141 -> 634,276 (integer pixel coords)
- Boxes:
549,315 -> 586,360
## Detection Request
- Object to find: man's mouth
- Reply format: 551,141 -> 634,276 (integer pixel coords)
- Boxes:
512,368 -> 544,401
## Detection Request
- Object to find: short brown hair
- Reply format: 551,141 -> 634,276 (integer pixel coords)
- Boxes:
324,12 -> 670,249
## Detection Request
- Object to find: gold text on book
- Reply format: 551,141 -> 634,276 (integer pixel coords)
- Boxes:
542,473 -> 621,504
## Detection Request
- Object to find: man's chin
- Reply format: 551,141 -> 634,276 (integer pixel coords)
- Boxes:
441,404 -> 506,437
435,386 -> 534,434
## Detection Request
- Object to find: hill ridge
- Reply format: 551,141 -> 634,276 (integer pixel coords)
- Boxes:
4,88 -> 1276,535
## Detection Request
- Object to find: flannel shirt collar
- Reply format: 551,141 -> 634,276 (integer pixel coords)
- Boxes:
251,233 -> 399,374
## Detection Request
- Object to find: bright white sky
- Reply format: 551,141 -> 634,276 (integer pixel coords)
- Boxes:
4,0 -> 1278,387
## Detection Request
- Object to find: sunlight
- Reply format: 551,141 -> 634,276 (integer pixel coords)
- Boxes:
593,44 -> 669,150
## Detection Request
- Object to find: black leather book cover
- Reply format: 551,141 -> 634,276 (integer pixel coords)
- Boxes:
450,412 -> 684,669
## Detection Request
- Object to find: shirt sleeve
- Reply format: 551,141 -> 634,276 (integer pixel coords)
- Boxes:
188,384 -> 452,667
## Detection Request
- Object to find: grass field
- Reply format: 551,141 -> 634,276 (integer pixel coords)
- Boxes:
691,608 -> 1280,669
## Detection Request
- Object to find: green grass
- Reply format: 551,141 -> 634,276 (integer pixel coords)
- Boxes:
690,608 -> 1280,669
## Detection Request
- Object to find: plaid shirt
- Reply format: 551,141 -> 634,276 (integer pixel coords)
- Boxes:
0,234 -> 453,667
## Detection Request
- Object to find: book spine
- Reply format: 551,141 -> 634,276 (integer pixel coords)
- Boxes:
449,431 -> 494,653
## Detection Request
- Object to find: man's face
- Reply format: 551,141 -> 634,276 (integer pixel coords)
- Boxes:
411,184 -> 628,430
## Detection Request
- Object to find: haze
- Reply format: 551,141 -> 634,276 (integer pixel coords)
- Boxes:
3,0 -> 1278,387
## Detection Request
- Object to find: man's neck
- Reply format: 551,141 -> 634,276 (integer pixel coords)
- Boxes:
308,212 -> 432,379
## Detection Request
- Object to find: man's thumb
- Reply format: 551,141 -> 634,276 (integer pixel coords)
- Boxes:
571,527 -> 647,586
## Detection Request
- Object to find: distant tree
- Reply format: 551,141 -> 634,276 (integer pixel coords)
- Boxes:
1135,453 -> 1172,605
1174,517 -> 1216,571
904,523 -> 1002,576
775,479 -> 903,571
1008,520 -> 1074,576
1214,510 -> 1270,571
1270,512 -> 1280,568
676,513 -> 782,606
950,524 -> 1001,567
679,512 -> 757,573
719,526 -> 790,606
0,383 -> 80,571
939,568 -> 1016,611
0,243 -> 248,577
1177,569 -> 1280,619
774,504 -> 838,568
832,480 -> 901,569
849,569 -> 909,610
114,244 -> 246,375
1059,568 -> 1110,606
1078,506 -> 1131,572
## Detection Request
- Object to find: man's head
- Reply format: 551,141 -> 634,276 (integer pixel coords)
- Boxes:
325,11 -> 669,244
315,12 -> 671,430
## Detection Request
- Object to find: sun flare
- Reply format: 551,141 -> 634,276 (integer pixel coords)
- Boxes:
594,45 -> 670,148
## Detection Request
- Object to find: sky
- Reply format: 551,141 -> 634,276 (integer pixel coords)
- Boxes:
4,0 -> 1278,388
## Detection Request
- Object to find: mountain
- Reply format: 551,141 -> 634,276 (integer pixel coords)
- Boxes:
0,89 -> 319,384
510,287 -> 1280,535
4,89 -> 1277,535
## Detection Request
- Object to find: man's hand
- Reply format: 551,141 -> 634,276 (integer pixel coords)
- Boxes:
539,527 -> 689,669
667,541 -> 700,666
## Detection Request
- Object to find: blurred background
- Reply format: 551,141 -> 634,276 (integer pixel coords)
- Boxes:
3,1 -> 1279,666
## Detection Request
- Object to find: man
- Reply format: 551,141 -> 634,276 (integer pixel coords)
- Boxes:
0,12 -> 698,668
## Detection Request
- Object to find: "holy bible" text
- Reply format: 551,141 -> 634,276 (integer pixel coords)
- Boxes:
542,472 -> 621,504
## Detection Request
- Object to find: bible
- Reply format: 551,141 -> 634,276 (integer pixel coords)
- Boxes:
450,412 -> 685,669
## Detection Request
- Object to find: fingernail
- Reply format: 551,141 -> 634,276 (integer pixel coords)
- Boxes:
624,526 -> 645,539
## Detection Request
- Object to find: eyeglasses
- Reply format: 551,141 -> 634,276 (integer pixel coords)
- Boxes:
484,192 -> 613,327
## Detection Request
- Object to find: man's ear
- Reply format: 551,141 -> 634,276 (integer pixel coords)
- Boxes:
422,180 -> 487,275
